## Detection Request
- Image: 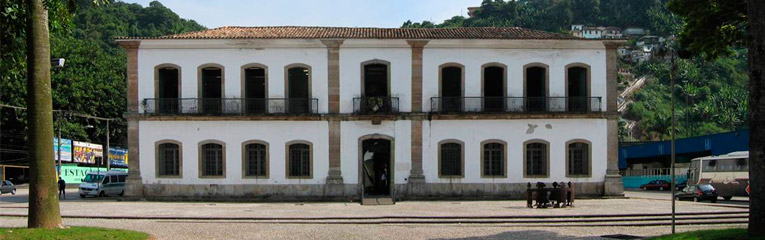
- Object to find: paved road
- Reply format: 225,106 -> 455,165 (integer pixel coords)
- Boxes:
0,188 -> 748,240
625,190 -> 750,208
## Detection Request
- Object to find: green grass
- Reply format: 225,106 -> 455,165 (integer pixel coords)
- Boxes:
0,226 -> 150,240
649,228 -> 765,240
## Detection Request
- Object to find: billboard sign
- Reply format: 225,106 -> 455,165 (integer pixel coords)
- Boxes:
108,147 -> 129,167
53,137 -> 72,162
73,141 -> 102,164
58,164 -> 126,184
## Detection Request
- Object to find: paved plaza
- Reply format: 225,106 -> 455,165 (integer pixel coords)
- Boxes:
0,188 -> 749,239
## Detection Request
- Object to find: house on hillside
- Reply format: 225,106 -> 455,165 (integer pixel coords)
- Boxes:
571,25 -> 622,39
116,26 -> 625,202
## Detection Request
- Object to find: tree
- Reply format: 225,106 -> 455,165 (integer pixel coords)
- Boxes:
668,0 -> 763,235
25,0 -> 62,228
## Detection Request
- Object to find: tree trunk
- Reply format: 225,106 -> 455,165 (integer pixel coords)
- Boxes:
25,0 -> 62,228
749,0 -> 765,236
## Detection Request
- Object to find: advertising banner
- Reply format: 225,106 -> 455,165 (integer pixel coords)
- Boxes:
53,137 -> 72,162
108,147 -> 129,167
58,164 -> 127,184
72,141 -> 103,164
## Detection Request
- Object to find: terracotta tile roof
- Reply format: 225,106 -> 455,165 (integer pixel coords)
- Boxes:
116,26 -> 586,40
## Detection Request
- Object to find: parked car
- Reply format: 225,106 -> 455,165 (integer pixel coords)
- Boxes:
0,180 -> 16,195
78,171 -> 128,198
675,184 -> 718,203
640,180 -> 670,191
675,180 -> 687,191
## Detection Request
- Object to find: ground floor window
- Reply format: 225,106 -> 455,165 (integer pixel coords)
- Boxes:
482,142 -> 505,177
200,143 -> 224,177
157,142 -> 180,177
287,143 -> 311,178
525,141 -> 548,177
567,141 -> 590,176
244,143 -> 267,177
439,142 -> 463,177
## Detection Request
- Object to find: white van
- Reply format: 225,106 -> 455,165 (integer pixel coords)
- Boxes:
78,171 -> 128,198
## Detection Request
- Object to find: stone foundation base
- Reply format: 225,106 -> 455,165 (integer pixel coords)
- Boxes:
134,182 -> 607,202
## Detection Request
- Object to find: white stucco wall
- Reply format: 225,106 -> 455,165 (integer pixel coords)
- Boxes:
139,121 -> 329,185
422,119 -> 608,184
422,47 -> 608,112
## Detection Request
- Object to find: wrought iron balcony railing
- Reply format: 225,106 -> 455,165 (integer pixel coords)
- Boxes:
353,97 -> 400,114
429,97 -> 602,114
142,98 -> 319,115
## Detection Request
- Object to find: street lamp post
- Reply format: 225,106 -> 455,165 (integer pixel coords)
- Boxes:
105,120 -> 110,171
669,48 -> 677,234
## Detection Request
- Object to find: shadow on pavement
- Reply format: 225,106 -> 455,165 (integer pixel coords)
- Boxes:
431,230 -> 620,240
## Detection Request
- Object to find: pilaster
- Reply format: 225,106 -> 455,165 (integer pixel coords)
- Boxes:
118,41 -> 144,197
603,40 -> 626,196
321,40 -> 345,187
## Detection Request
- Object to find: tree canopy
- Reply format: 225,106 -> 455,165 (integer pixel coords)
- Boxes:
0,0 -> 204,164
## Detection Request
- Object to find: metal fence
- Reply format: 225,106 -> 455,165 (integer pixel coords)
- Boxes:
621,168 -> 690,177
142,98 -> 319,115
352,97 -> 399,114
429,97 -> 602,114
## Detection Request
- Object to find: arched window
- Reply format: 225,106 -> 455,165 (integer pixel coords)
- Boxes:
439,141 -> 463,178
155,65 -> 181,114
524,64 -> 548,112
198,64 -> 224,114
287,142 -> 312,178
439,63 -> 464,112
567,140 -> 591,177
242,64 -> 267,114
481,141 -> 506,177
243,142 -> 268,177
285,65 -> 311,114
524,140 -> 549,178
566,64 -> 590,112
362,61 -> 390,97
156,141 -> 181,177
482,63 -> 506,112
199,142 -> 225,177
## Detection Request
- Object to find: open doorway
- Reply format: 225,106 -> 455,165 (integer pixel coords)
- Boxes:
361,138 -> 392,197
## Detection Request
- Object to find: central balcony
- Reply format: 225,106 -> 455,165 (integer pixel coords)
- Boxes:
430,97 -> 602,114
142,98 -> 319,115
353,97 -> 400,115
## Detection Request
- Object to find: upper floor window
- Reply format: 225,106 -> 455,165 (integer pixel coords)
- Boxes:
285,65 -> 311,114
567,141 -> 590,177
242,64 -> 268,114
439,141 -> 463,177
156,141 -> 181,177
243,142 -> 268,177
199,65 -> 224,114
287,142 -> 312,178
566,64 -> 590,112
155,65 -> 180,114
362,61 -> 390,97
199,142 -> 225,177
481,141 -> 506,177
524,64 -> 548,112
439,63 -> 464,112
524,140 -> 549,178
482,63 -> 506,112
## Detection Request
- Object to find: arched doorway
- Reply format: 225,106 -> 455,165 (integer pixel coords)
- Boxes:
359,135 -> 394,204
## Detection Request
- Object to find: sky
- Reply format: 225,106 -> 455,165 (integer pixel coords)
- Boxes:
122,0 -> 483,28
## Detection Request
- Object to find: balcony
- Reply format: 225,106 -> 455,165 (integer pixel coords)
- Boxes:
429,97 -> 602,114
353,97 -> 399,115
142,98 -> 319,115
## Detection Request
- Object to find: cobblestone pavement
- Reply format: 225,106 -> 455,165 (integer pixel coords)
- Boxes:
0,189 -> 748,239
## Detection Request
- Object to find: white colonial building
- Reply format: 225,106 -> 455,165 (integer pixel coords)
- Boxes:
117,26 -> 624,202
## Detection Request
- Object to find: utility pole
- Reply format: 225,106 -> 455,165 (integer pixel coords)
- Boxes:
105,120 -> 110,171
669,47 -> 677,234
